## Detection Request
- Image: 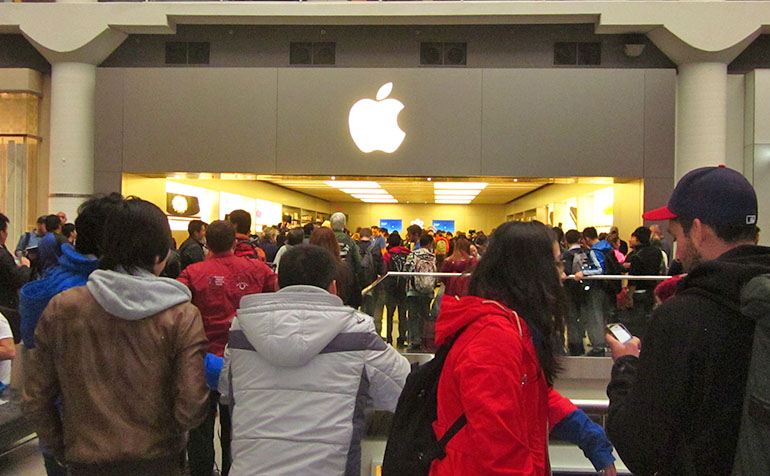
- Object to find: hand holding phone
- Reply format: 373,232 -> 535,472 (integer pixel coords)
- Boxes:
605,323 -> 632,344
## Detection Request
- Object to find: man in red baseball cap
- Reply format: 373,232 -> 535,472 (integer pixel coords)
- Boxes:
604,166 -> 769,475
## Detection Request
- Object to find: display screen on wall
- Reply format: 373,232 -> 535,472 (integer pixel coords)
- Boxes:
433,220 -> 455,233
379,219 -> 402,233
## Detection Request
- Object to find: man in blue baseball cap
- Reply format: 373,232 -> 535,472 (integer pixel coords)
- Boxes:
604,166 -> 770,475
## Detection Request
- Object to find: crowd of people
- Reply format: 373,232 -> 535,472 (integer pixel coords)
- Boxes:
0,164 -> 766,476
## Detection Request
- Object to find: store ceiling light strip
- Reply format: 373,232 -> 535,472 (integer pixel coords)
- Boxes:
432,195 -> 477,201
433,182 -> 488,190
435,199 -> 472,204
434,189 -> 482,196
361,198 -> 398,203
324,180 -> 381,189
352,194 -> 394,200
339,188 -> 388,194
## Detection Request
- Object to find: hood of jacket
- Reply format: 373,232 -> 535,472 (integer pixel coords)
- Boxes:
236,285 -> 359,367
86,268 -> 192,320
21,244 -> 98,301
591,240 -> 613,252
434,294 -> 520,346
680,245 -> 770,310
387,246 -> 411,255
741,273 -> 770,321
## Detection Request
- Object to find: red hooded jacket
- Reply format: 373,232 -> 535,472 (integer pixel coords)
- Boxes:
178,252 -> 277,356
430,295 -> 576,476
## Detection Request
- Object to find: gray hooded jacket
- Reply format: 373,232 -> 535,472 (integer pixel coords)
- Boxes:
220,285 -> 410,476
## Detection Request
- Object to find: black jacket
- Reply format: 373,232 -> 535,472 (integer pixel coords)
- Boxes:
607,245 -> 770,476
0,244 -> 32,309
178,236 -> 205,271
627,244 -> 664,291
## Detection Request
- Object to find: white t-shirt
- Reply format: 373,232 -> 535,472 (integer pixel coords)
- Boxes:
0,313 -> 13,386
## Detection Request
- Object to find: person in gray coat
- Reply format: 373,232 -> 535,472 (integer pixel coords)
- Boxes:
220,244 -> 410,476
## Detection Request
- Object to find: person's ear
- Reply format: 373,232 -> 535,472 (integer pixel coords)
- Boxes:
327,280 -> 338,296
691,218 -> 709,247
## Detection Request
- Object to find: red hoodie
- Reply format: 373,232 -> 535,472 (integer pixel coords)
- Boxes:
430,295 -> 576,476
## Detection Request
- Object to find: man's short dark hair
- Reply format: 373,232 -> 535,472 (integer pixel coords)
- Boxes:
278,244 -> 336,290
565,229 -> 580,245
229,209 -> 251,235
582,227 -> 598,241
74,193 -> 125,257
407,224 -> 422,238
359,228 -> 372,238
44,214 -> 61,233
552,227 -> 564,243
62,223 -> 76,239
676,217 -> 759,244
188,219 -> 207,236
206,220 -> 236,253
419,233 -> 433,248
303,223 -> 315,236
631,226 -> 652,245
36,215 -> 45,224
100,197 -> 172,273
0,213 -> 8,233
287,227 -> 305,246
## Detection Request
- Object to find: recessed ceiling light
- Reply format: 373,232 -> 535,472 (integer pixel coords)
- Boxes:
433,182 -> 488,190
331,176 -> 336,180
435,199 -> 472,204
352,194 -> 394,200
513,178 -> 518,182
324,180 -> 381,189
427,177 -> 432,181
360,198 -> 398,203
434,189 -> 481,196
433,195 -> 476,201
339,189 -> 387,194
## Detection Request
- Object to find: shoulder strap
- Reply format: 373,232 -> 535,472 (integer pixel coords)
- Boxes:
435,414 -> 467,458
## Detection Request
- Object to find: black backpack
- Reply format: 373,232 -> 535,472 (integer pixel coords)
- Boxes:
357,241 -> 378,287
599,248 -> 624,295
385,251 -> 408,295
382,331 -> 467,476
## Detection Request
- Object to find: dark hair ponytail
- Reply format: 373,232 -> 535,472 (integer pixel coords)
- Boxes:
467,221 -> 567,385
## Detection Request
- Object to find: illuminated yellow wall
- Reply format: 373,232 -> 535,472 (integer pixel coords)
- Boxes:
504,180 -> 644,239
122,174 -> 333,244
330,202 -> 506,234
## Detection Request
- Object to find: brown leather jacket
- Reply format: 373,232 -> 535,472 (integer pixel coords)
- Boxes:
22,283 -> 209,467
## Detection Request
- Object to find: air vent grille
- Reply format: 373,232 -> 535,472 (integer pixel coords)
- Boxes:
290,42 -> 336,65
165,42 -> 210,65
420,42 -> 467,66
554,42 -> 601,66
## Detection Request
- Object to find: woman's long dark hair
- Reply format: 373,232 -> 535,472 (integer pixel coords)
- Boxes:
467,221 -> 567,385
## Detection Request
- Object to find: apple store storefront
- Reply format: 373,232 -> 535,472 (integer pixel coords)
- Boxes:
99,67 -> 676,241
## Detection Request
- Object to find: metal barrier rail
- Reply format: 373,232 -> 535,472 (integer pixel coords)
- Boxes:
362,271 -> 673,295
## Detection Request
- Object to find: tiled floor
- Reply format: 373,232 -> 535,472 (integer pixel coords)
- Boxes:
0,438 -> 46,476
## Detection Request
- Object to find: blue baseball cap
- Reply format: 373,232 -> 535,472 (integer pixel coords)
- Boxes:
643,166 -> 758,227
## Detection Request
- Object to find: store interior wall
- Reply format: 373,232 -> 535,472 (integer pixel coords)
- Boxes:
329,201 -> 506,235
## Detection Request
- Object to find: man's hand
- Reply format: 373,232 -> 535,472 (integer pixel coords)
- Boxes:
573,270 -> 584,280
606,333 -> 641,361
19,256 -> 30,267
600,463 -> 618,476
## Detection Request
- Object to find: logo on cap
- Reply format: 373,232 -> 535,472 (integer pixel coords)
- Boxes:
747,215 -> 757,225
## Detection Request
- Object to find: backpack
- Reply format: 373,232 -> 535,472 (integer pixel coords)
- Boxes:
411,251 -> 437,294
385,251 -> 408,295
598,247 -> 623,295
234,238 -> 266,262
731,274 -> 770,476
382,330 -> 467,476
357,241 -> 378,287
563,248 -> 589,305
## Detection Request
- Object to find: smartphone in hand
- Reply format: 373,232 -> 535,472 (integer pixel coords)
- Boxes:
606,323 -> 633,344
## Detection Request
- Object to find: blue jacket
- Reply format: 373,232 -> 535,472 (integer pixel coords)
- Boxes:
582,240 -> 613,276
19,244 -> 99,348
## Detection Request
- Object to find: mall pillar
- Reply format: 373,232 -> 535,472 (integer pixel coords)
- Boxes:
675,62 -> 728,180
48,62 -> 97,217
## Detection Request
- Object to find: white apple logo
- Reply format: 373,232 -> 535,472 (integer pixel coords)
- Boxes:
348,83 -> 406,153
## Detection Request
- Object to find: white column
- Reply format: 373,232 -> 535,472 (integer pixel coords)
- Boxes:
675,62 -> 728,180
48,62 -> 96,217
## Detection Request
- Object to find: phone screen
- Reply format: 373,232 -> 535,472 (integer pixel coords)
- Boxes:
607,323 -> 632,344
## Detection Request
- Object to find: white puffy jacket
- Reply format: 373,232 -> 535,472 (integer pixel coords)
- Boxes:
220,285 -> 410,476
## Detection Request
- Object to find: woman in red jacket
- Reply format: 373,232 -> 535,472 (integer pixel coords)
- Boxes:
431,221 -> 617,476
